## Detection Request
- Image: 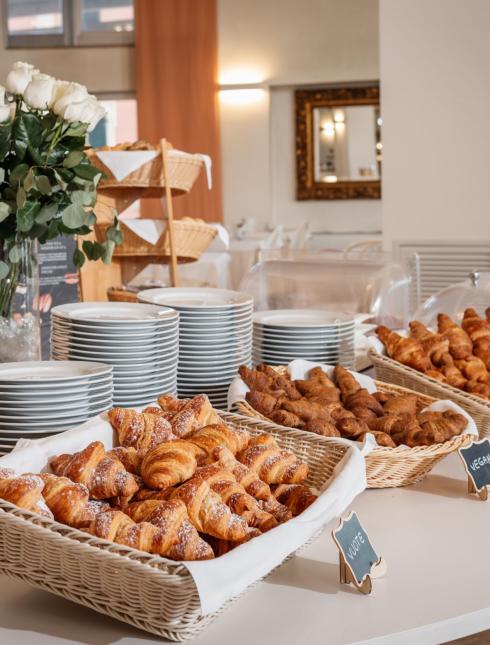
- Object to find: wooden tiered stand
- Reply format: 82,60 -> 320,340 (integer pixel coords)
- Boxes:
79,139 -> 216,301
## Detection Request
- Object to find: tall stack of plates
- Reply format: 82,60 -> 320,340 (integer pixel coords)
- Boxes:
253,309 -> 355,368
138,288 -> 253,408
50,302 -> 179,407
0,361 -> 113,456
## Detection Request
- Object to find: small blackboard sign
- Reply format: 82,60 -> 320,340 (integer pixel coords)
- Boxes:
459,439 -> 490,500
332,511 -> 381,593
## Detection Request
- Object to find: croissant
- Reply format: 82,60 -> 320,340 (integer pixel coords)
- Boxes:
454,356 -> 488,382
194,463 -> 256,513
134,487 -> 173,502
424,369 -> 447,383
439,354 -> 467,389
246,390 -> 278,416
171,477 -> 250,541
409,321 -> 449,366
141,440 -> 202,489
294,380 -> 340,403
466,380 -> 490,398
269,409 -> 306,429
344,388 -> 384,419
357,430 -> 396,448
107,446 -> 142,475
272,484 -> 317,516
334,365 -> 361,399
417,410 -> 467,441
87,509 -> 162,553
394,426 -> 445,447
170,394 -> 221,437
108,408 -> 177,451
237,435 -> 308,484
437,314 -> 473,359
382,394 -> 418,416
188,423 -> 250,459
336,416 -> 370,438
213,446 -> 272,501
260,495 -> 293,523
41,473 -> 109,528
281,399 -> 332,422
376,326 -> 432,372
0,470 -> 53,518
462,308 -> 490,343
239,365 -> 273,391
472,337 -> 490,370
157,393 -> 190,415
50,441 -> 139,501
124,499 -> 214,560
304,418 -> 341,437
367,414 -> 403,435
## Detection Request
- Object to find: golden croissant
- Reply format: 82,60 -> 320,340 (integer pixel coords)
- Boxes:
108,408 -> 177,452
141,440 -> 202,489
0,469 -> 53,518
237,435 -> 308,484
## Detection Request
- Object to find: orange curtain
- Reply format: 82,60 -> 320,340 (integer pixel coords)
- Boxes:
134,0 -> 222,222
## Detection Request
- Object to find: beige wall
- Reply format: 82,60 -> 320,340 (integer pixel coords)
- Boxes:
218,0 -> 381,234
380,0 -> 490,247
0,4 -> 134,93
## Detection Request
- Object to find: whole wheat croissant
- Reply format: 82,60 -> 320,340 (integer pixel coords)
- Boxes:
0,469 -> 53,518
41,473 -> 109,528
171,477 -> 251,541
188,423 -> 250,459
334,365 -> 362,399
437,314 -> 473,359
272,484 -> 317,516
237,435 -> 308,484
375,326 -> 432,372
50,441 -> 139,501
245,390 -> 279,416
281,399 -> 332,422
124,499 -> 214,560
304,417 -> 340,437
344,388 -> 384,421
417,410 -> 467,441
108,408 -> 177,451
269,409 -> 306,429
141,440 -> 202,489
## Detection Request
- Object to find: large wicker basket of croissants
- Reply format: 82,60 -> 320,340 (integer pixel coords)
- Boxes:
369,310 -> 490,438
234,365 -> 474,489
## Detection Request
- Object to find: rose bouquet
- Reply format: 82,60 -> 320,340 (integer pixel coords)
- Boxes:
0,61 -> 122,325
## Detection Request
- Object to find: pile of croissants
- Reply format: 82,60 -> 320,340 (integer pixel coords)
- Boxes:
376,308 -> 490,399
240,364 -> 468,448
0,394 -> 316,561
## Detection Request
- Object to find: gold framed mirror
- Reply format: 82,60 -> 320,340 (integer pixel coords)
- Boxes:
295,85 -> 381,200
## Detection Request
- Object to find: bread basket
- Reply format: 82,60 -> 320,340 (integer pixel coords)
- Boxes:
234,366 -> 474,489
368,347 -> 490,439
0,412 -> 349,641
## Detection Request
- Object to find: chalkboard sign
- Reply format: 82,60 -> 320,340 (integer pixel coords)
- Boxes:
332,511 -> 381,593
459,439 -> 490,500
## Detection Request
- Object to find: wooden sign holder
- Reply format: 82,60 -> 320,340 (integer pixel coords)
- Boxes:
468,478 -> 488,501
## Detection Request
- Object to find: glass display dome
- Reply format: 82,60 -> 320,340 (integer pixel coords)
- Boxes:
414,271 -> 490,328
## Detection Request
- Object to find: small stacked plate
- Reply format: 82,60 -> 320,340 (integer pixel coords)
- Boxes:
138,288 -> 253,408
253,309 -> 355,368
51,302 -> 179,407
0,361 -> 113,455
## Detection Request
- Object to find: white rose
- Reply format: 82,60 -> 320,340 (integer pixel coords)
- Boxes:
5,62 -> 39,95
87,101 -> 106,132
24,73 -> 56,110
0,105 -> 10,123
52,82 -> 88,117
60,95 -> 105,131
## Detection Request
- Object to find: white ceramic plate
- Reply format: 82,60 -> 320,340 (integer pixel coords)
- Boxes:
174,310 -> 253,323
52,302 -> 178,324
0,381 -> 113,400
0,361 -> 112,384
51,322 -> 178,338
0,400 -> 112,420
138,287 -> 253,309
51,344 -> 178,359
50,333 -> 179,348
253,309 -> 354,328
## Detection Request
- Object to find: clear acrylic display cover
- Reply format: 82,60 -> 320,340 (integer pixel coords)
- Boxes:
239,249 -> 414,327
414,271 -> 490,328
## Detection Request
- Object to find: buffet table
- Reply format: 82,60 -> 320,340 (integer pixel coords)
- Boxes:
0,452 -> 488,645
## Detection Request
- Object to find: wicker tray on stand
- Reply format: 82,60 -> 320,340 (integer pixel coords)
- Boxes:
234,366 -> 474,488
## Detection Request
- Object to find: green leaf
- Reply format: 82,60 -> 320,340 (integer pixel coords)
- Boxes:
10,163 -> 29,185
63,122 -> 89,138
72,248 -> 85,268
0,123 -> 11,161
16,187 -> 26,209
36,175 -> 52,195
71,190 -> 96,207
0,202 -> 10,223
102,240 -> 116,264
28,223 -> 48,239
8,245 -> 20,263
61,203 -> 86,229
23,170 -> 35,192
82,240 -> 105,261
12,112 -> 43,161
35,203 -> 58,224
73,163 -> 100,181
106,225 -> 123,245
63,150 -> 85,169
17,201 -> 41,232
0,260 -> 9,279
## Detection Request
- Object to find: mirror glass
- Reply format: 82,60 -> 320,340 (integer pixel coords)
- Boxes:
313,105 -> 382,183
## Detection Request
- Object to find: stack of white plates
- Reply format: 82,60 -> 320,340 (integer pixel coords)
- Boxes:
138,288 -> 253,408
51,302 -> 179,407
0,361 -> 113,456
253,309 -> 355,368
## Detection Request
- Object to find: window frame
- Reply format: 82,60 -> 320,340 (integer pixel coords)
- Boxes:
3,0 -> 134,49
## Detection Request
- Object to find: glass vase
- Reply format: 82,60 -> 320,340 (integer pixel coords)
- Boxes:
0,236 -> 41,362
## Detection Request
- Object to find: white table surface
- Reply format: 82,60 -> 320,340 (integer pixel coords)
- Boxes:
0,452 -> 489,645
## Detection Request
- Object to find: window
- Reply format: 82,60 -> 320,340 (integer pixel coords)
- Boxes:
4,0 -> 134,48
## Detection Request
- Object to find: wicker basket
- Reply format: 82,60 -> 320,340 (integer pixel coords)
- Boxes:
234,368 -> 474,488
107,287 -> 139,303
368,347 -> 490,439
0,412 -> 347,641
95,219 -> 217,264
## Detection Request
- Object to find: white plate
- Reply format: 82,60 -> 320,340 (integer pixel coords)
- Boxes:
51,322 -> 178,339
177,374 -> 238,385
253,339 -> 354,351
52,302 -> 178,324
50,333 -> 179,348
0,400 -> 112,420
51,345 -> 178,359
178,318 -> 252,329
138,287 -> 253,309
111,364 -> 178,377
253,309 -> 354,328
253,324 -> 355,336
51,349 -> 178,363
0,414 -> 106,430
175,311 -> 253,323
254,348 -> 352,359
0,381 -> 113,400
253,330 -> 355,343
0,361 -> 112,384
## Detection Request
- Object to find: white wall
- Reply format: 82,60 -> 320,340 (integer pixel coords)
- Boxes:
218,0 -> 381,235
380,0 -> 490,247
